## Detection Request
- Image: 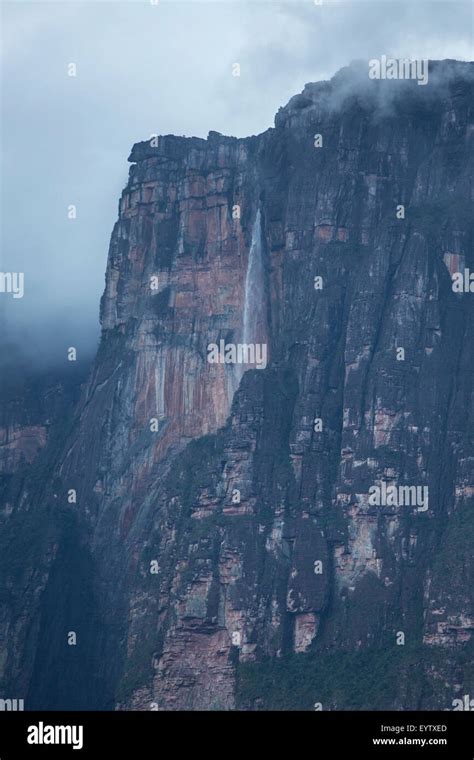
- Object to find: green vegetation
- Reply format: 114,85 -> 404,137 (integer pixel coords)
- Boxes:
431,501 -> 474,577
115,633 -> 163,704
236,645 -> 436,710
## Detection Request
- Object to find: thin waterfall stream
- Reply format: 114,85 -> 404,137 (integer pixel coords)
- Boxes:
242,208 -> 267,357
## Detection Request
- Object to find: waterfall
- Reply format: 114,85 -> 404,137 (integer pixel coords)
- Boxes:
241,208 -> 268,369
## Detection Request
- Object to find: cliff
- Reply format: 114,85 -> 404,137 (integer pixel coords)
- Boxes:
0,60 -> 473,711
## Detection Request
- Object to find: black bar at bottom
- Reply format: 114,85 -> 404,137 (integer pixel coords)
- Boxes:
0,711 -> 472,757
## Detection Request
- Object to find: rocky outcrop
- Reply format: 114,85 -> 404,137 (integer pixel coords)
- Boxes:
0,60 -> 473,711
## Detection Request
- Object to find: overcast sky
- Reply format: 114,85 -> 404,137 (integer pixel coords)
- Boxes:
1,0 -> 473,367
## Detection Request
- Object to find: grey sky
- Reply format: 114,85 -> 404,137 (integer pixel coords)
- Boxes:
1,0 -> 473,367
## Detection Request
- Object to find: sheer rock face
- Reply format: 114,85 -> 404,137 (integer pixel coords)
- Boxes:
1,61 -> 473,710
